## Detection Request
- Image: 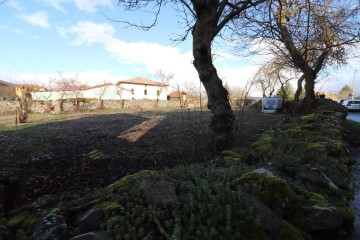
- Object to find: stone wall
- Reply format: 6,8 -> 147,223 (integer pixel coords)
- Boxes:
0,98 -> 207,115
0,100 -> 19,115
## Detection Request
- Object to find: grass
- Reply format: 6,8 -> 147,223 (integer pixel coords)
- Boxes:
0,109 -> 142,132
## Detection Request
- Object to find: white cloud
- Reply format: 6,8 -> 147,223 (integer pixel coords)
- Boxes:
41,0 -> 112,13
40,0 -> 66,12
17,11 -> 50,29
13,70 -> 125,87
13,29 -> 24,34
56,21 -> 270,96
6,0 -> 22,11
73,0 -> 112,13
58,21 -> 198,87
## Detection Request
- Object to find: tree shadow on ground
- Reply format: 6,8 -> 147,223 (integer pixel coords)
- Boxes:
0,110 -> 211,204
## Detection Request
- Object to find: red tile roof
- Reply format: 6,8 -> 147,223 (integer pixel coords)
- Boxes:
168,91 -> 187,98
118,77 -> 168,87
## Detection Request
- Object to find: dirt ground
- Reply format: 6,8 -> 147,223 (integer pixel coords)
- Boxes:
0,108 -> 284,205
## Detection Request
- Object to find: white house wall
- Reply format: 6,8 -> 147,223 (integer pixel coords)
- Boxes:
119,83 -> 168,100
31,84 -> 168,101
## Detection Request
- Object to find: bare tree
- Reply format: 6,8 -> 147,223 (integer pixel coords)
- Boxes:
94,83 -> 110,109
116,85 -> 125,108
154,69 -> 173,107
54,73 -> 77,112
233,0 -> 360,108
117,0 -> 267,151
253,63 -> 280,97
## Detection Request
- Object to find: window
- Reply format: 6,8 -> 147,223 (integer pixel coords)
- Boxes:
144,89 -> 147,95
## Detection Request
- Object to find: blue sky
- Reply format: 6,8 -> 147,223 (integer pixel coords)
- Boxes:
0,0 -> 359,96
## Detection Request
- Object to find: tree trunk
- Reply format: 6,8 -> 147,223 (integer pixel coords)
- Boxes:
303,73 -> 316,106
18,91 -> 31,123
59,99 -> 64,112
293,75 -> 305,113
192,19 -> 234,153
19,100 -> 28,123
99,99 -> 104,109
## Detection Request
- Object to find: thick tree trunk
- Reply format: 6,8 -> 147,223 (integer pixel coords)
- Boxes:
18,92 -> 31,123
293,75 -> 304,113
304,75 -> 316,104
192,19 -> 234,153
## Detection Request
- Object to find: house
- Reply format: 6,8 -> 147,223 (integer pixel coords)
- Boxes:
117,77 -> 169,100
0,80 -> 16,100
167,91 -> 187,101
315,92 -> 337,101
31,77 -> 169,102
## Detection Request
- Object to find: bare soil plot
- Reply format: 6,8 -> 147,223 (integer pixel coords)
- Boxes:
0,108 -> 283,204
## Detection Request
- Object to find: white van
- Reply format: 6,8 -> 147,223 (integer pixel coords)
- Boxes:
342,100 -> 360,111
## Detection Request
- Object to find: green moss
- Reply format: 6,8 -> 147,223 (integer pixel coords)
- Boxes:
339,207 -> 355,230
231,219 -> 266,240
302,191 -> 337,212
301,114 -> 316,123
50,208 -> 60,214
284,128 -> 305,137
107,170 -> 158,191
7,214 -> 37,233
92,201 -> 121,210
220,150 -> 242,164
318,110 -> 335,115
221,150 -> 241,159
278,221 -> 305,240
250,133 -> 274,154
330,128 -> 341,135
233,172 -> 291,210
327,140 -> 347,157
307,142 -> 326,151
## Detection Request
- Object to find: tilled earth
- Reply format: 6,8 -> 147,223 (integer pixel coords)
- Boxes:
0,108 -> 283,206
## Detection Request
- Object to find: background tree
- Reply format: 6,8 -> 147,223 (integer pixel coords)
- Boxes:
253,63 -> 280,97
117,0 -> 267,152
276,82 -> 294,101
54,74 -> 76,112
233,0 -> 360,108
94,83 -> 110,109
339,85 -> 353,100
154,69 -> 173,107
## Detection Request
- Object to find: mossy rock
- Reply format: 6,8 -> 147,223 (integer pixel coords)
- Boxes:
250,133 -> 274,155
307,142 -> 327,152
231,218 -> 266,240
221,150 -> 242,164
233,172 -> 291,211
92,201 -> 121,210
107,170 -> 158,191
284,127 -> 305,137
221,150 -> 241,159
278,221 -> 306,240
301,114 -> 317,123
339,207 -> 355,230
302,191 -> 337,212
326,141 -> 347,157
7,214 -> 37,233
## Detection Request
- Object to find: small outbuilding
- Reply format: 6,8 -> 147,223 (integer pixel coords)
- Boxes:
167,91 -> 187,101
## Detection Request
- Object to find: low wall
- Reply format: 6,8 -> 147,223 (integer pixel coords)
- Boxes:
0,99 -> 207,114
0,100 -> 19,115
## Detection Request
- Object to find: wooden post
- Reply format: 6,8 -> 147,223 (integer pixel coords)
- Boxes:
15,110 -> 17,126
